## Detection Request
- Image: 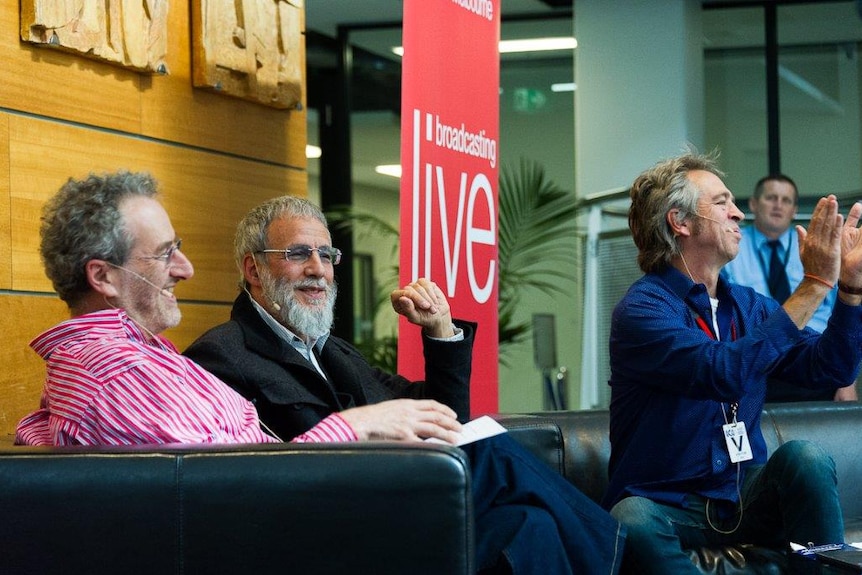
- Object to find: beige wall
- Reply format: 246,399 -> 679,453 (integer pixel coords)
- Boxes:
0,2 -> 309,440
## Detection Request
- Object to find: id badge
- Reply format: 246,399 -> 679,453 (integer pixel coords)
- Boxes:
722,421 -> 753,463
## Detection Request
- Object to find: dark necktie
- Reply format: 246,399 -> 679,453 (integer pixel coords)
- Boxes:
767,240 -> 791,303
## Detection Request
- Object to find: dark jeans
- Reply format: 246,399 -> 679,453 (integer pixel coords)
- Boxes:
464,434 -> 626,575
609,440 -> 843,575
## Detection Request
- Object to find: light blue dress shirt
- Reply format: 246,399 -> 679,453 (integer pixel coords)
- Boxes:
721,225 -> 836,333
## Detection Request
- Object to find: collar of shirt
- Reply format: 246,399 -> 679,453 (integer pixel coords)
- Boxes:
658,266 -> 736,336
30,308 -> 176,359
247,294 -> 330,378
751,226 -> 793,254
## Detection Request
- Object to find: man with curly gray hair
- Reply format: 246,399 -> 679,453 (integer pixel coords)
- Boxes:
17,172 -> 361,446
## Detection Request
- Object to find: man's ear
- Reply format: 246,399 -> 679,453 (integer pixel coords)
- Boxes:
243,253 -> 263,288
85,259 -> 120,298
749,196 -> 758,213
667,209 -> 692,238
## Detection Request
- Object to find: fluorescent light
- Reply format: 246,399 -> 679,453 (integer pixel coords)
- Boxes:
392,36 -> 576,57
551,82 -> 576,92
306,145 -> 322,159
500,37 -> 577,53
375,164 -> 402,178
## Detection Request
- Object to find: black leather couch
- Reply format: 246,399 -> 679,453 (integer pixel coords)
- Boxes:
1,402 -> 859,574
500,401 -> 862,575
0,441 -> 475,575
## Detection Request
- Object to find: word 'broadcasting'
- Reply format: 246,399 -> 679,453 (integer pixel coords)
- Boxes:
432,115 -> 497,169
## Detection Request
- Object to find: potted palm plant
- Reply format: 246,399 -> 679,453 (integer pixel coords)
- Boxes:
327,157 -> 578,369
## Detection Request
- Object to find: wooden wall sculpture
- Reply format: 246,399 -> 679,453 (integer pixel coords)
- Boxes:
191,0 -> 303,109
20,0 -> 169,73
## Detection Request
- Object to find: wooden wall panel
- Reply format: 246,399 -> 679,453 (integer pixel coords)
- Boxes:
9,114 -> 308,301
140,0 -> 308,168
0,114 -> 9,289
0,294 -> 68,441
0,3 -> 306,169
0,5 -> 142,133
164,301 -> 233,352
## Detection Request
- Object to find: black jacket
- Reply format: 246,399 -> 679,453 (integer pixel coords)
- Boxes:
184,292 -> 475,441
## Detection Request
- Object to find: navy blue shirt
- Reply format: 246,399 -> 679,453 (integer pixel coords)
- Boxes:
603,266 -> 862,510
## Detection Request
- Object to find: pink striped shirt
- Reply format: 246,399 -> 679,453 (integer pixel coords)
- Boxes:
15,309 -> 356,446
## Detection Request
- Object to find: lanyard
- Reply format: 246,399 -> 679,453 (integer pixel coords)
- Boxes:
691,306 -> 742,442
694,313 -> 737,342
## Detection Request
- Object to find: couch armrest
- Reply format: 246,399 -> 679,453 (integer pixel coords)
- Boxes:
497,411 -> 613,504
0,442 -> 474,575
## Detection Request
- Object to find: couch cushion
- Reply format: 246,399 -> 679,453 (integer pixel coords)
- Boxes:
762,402 -> 862,543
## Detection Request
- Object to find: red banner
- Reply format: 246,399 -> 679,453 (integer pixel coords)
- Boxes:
398,0 -> 500,415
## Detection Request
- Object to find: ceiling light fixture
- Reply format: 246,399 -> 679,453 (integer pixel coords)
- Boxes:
392,36 -> 576,57
500,37 -> 577,53
375,164 -> 402,178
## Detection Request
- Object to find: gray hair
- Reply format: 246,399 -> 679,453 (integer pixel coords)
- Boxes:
628,151 -> 724,274
234,195 -> 329,288
40,171 -> 159,306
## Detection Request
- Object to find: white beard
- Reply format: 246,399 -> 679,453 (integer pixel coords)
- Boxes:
259,269 -> 337,340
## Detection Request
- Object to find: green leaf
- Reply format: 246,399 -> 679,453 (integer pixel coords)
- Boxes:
497,158 -> 578,354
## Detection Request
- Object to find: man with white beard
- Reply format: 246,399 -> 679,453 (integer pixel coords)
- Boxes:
184,195 -> 475,442
184,196 -> 628,575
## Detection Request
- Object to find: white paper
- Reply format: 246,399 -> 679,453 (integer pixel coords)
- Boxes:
425,415 -> 507,446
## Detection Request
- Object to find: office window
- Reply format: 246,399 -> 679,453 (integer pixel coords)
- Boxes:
704,1 -> 862,205
778,2 -> 862,200
704,6 -> 768,199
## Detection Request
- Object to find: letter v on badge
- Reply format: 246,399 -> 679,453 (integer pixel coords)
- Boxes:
723,422 -> 754,463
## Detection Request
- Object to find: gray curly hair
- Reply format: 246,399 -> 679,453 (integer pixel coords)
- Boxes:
40,171 -> 159,306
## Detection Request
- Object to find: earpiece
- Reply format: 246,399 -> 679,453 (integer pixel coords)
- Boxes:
243,286 -> 281,311
696,213 -> 736,233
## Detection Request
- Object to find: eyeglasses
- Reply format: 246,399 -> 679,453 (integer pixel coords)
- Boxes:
257,245 -> 342,265
135,239 -> 183,266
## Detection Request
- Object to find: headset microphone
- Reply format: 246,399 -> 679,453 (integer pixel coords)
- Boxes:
248,256 -> 281,311
696,213 -> 736,233
243,286 -> 281,311
108,263 -> 174,299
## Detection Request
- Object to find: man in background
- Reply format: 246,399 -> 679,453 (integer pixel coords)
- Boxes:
722,174 -> 856,401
